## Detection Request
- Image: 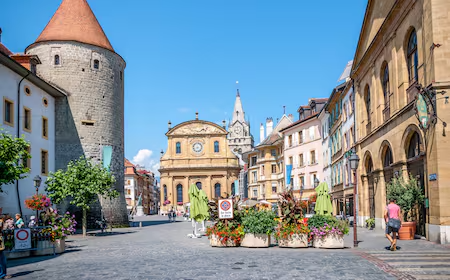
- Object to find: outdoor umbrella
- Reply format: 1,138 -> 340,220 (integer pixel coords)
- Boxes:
197,189 -> 210,231
240,199 -> 258,208
188,184 -> 201,238
314,182 -> 333,216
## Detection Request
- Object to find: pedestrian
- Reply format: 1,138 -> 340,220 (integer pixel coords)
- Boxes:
15,214 -> 24,228
168,208 -> 173,222
28,216 -> 37,228
2,216 -> 13,231
0,226 -> 11,279
384,198 -> 401,251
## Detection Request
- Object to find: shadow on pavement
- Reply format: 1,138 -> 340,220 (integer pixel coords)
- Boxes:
11,269 -> 44,278
90,231 -> 137,237
129,220 -> 184,227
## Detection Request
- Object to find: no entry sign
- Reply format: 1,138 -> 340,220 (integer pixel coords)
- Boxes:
218,199 -> 234,219
14,228 -> 31,250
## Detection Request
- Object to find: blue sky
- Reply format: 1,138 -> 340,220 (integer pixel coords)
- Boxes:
1,0 -> 367,175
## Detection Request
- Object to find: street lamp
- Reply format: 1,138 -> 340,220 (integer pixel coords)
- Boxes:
33,175 -> 42,220
348,152 -> 360,248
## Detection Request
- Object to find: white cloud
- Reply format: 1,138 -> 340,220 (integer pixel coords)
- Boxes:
177,107 -> 191,113
131,149 -> 160,176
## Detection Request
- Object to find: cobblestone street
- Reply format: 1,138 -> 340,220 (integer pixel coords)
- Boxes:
6,216 -> 450,280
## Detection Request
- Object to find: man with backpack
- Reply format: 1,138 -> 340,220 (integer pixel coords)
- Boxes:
384,198 -> 402,251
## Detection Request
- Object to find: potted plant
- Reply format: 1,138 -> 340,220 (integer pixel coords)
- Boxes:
206,196 -> 244,247
241,208 -> 277,248
275,191 -> 310,248
366,218 -> 375,230
308,215 -> 349,248
49,211 -> 77,253
386,175 -> 425,240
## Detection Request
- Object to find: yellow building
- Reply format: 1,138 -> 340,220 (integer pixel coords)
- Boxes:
352,0 -> 450,243
159,114 -> 241,212
246,115 -> 293,203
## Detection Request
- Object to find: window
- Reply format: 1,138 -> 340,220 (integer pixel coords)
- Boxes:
309,126 -> 315,140
299,131 -> 303,144
176,184 -> 183,203
299,154 -> 304,167
310,150 -> 316,164
214,183 -> 221,198
271,149 -> 276,156
214,141 -> 219,153
231,183 -> 235,196
271,164 -> 276,174
407,30 -> 418,83
127,189 -> 131,195
54,55 -> 60,65
272,183 -> 277,194
288,156 -> 293,165
41,149 -> 48,175
3,98 -> 14,126
288,135 -> 292,147
24,86 -> 31,96
382,63 -> 390,104
383,147 -> 393,168
94,59 -> 100,70
30,63 -> 36,74
312,173 -> 318,186
42,117 -> 48,139
42,97 -> 48,107
261,165 -> 265,176
127,180 -> 131,185
176,142 -> 181,154
24,107 -> 31,132
163,185 -> 167,200
253,189 -> 258,198
23,146 -> 31,170
300,176 -> 305,188
252,171 -> 257,183
365,85 -> 371,120
196,182 -> 202,190
251,156 -> 257,166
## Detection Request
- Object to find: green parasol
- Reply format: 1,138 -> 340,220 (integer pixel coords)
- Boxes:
314,182 -> 333,216
197,189 -> 210,221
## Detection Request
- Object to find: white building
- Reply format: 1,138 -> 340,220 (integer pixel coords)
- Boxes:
0,45 -> 65,217
319,102 -> 331,189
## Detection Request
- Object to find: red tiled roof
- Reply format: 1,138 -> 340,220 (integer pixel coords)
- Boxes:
0,43 -> 13,56
33,0 -> 114,52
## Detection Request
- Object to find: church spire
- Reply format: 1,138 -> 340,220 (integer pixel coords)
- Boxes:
30,0 -> 114,52
231,89 -> 245,124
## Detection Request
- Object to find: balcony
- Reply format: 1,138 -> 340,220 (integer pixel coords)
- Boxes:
366,121 -> 372,135
383,106 -> 390,122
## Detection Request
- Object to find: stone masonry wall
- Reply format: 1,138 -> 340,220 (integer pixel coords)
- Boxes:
27,41 -> 129,226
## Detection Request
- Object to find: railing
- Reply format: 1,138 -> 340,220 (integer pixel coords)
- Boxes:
2,226 -> 56,258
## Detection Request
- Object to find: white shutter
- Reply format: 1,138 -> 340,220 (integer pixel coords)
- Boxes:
306,152 -> 310,165
309,127 -> 314,140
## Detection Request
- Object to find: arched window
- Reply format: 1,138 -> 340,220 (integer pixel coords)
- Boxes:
382,63 -> 390,104
176,142 -> 181,154
365,85 -> 371,120
54,55 -> 60,65
407,30 -> 418,82
196,182 -> 202,190
163,185 -> 167,201
383,146 -> 393,168
214,141 -> 219,153
94,59 -> 100,70
214,183 -> 221,198
366,157 -> 373,174
407,132 -> 421,159
176,184 -> 183,203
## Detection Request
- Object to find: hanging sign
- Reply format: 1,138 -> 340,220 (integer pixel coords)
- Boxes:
14,228 -> 31,250
416,93 -> 429,129
218,199 -> 234,219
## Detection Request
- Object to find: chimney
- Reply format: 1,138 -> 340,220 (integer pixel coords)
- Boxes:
266,117 -> 273,136
288,114 -> 294,122
168,120 -> 172,130
260,123 -> 265,143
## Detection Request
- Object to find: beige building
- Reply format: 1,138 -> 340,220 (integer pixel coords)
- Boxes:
352,0 -> 450,243
246,115 -> 293,203
159,114 -> 241,211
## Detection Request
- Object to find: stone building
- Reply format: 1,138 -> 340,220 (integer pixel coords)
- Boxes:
159,113 -> 241,212
352,0 -> 450,243
124,159 -> 155,215
246,115 -> 293,203
25,0 -> 128,225
227,90 -> 254,154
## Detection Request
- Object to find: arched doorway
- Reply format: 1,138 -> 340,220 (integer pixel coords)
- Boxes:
365,154 -> 375,219
406,130 -> 426,236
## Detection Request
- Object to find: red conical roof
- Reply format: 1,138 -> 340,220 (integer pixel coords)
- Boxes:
34,0 -> 114,52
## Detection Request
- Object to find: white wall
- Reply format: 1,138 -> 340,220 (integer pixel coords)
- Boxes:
0,64 -> 56,217
319,110 -> 331,188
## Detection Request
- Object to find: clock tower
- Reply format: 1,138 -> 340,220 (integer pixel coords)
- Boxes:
227,89 -> 254,154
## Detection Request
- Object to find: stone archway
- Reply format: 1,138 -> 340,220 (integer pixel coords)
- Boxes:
380,141 -> 394,187
364,151 -> 375,219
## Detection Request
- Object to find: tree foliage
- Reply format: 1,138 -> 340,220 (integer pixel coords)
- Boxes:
45,156 -> 119,210
0,130 -> 30,190
386,175 -> 425,221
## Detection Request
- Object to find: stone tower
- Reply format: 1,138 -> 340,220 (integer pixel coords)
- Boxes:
227,89 -> 254,154
26,0 -> 128,226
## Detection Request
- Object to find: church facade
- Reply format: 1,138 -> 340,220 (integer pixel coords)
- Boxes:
227,90 -> 254,154
159,114 -> 241,211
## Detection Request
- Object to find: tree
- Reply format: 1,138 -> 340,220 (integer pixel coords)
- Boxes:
0,130 -> 30,191
46,156 -> 119,236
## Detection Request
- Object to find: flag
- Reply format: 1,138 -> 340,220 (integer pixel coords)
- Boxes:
234,180 -> 239,196
286,164 -> 293,185
102,146 -> 112,171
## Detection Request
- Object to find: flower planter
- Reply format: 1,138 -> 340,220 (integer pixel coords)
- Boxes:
278,233 -> 308,248
5,250 -> 30,259
209,234 -> 239,247
54,239 -> 66,254
398,221 -> 416,240
32,240 -> 55,256
241,234 -> 270,248
313,234 -> 344,249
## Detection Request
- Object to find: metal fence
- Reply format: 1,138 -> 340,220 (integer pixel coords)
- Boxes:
2,226 -> 56,257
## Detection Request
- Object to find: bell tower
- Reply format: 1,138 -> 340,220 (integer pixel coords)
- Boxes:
227,89 -> 254,154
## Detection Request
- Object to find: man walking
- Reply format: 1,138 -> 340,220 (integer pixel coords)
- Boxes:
384,198 -> 401,251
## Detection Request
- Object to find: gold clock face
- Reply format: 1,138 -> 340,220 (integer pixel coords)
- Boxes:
192,142 -> 203,153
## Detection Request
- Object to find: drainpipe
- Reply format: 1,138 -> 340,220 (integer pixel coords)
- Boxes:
16,72 -> 31,216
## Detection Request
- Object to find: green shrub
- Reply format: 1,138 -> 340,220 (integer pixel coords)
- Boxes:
242,208 -> 277,235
